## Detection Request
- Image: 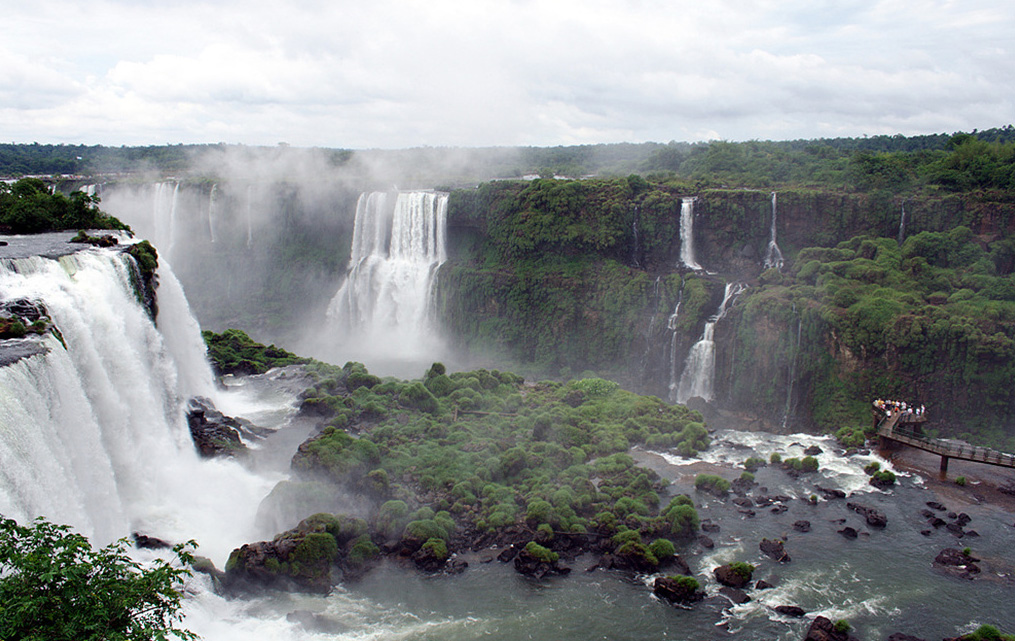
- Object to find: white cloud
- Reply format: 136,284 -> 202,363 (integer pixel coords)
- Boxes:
1,0 -> 1012,147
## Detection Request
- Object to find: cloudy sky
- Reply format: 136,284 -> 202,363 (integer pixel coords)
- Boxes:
2,0 -> 1012,149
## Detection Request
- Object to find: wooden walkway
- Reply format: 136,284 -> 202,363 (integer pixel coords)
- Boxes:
876,411 -> 1015,472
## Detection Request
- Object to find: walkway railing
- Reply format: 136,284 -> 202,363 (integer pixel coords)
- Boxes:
876,412 -> 1015,470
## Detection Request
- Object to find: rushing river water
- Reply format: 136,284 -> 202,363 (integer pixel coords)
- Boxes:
179,428 -> 1015,641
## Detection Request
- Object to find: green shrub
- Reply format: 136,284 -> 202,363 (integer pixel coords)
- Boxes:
730,561 -> 755,579
800,456 -> 819,472
524,541 -> 559,563
648,538 -> 676,560
769,452 -> 782,464
421,537 -> 448,562
743,457 -> 766,472
694,474 -> 730,495
956,476 -> 967,486
833,620 -> 851,634
864,461 -> 881,475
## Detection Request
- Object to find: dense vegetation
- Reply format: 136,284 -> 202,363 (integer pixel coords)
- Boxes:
202,328 -> 308,375
0,517 -> 195,641
0,178 -> 128,234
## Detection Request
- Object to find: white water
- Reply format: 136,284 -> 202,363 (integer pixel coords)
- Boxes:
152,181 -> 180,260
763,192 -> 784,271
679,197 -> 702,270
0,249 -> 276,561
325,191 -> 448,370
897,200 -> 907,245
666,276 -> 685,403
208,183 -> 219,243
675,282 -> 745,403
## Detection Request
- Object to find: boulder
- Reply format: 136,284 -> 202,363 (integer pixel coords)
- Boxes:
803,615 -> 860,641
714,563 -> 753,588
513,545 -> 570,579
771,504 -> 788,514
186,397 -> 250,458
886,634 -> 926,641
653,575 -> 705,605
700,519 -> 721,533
846,502 -> 887,528
719,586 -> 751,604
817,487 -> 846,500
132,532 -> 171,549
698,535 -> 715,549
838,526 -> 858,539
933,547 -> 980,579
803,445 -> 823,456
775,605 -> 806,617
793,520 -> 812,533
756,579 -> 775,590
760,538 -> 791,562
926,501 -> 947,511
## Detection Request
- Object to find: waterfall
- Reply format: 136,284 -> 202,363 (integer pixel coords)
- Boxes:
763,191 -> 784,271
325,191 -> 448,368
897,200 -> 907,245
679,197 -> 702,270
0,248 -> 272,560
245,184 -> 254,248
675,282 -> 745,404
666,275 -> 686,402
152,181 -> 180,259
207,183 -> 218,243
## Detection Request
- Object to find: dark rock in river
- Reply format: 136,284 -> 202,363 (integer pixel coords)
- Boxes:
714,563 -> 752,588
838,526 -> 858,539
513,546 -> 570,579
886,634 -> 927,641
697,535 -> 715,549
700,519 -> 721,533
933,547 -> 981,580
187,397 -> 252,458
793,520 -> 812,533
955,512 -> 972,526
818,487 -> 846,500
771,504 -> 788,514
760,538 -> 791,562
803,615 -> 860,641
803,445 -> 823,456
775,605 -> 806,617
719,586 -> 751,604
653,575 -> 705,605
847,502 -> 887,528
926,501 -> 947,511
132,532 -> 171,549
756,579 -> 774,590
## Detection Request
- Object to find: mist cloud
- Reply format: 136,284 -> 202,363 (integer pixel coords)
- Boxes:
3,0 -> 1011,147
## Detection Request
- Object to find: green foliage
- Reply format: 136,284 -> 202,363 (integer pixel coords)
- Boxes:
202,328 -> 307,375
0,516 -> 196,641
524,541 -> 559,563
667,574 -> 700,593
956,476 -> 967,486
864,461 -> 881,475
870,470 -> 897,487
800,456 -> 819,472
291,532 -> 339,567
421,537 -> 448,562
962,624 -> 1015,641
729,561 -> 755,580
0,178 -> 129,234
648,538 -> 675,560
833,619 -> 852,634
743,457 -> 766,472
769,452 -> 782,464
694,474 -> 731,495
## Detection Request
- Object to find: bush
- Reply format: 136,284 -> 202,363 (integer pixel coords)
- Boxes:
743,457 -> 766,472
694,474 -> 730,495
833,619 -> 851,634
769,452 -> 782,464
800,456 -> 819,472
421,537 -> 448,562
524,541 -> 559,563
0,516 -> 196,641
956,476 -> 967,486
648,538 -> 675,560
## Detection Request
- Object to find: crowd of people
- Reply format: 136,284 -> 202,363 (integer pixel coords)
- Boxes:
873,398 -> 925,418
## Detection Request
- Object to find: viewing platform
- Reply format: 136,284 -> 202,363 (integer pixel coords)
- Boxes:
874,409 -> 1015,473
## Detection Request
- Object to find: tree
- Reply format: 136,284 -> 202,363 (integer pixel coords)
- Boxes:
0,516 -> 197,641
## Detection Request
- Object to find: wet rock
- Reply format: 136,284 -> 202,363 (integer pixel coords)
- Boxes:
933,547 -> 980,580
756,579 -> 774,590
775,605 -> 806,617
965,530 -> 980,538
771,504 -> 788,514
738,509 -> 756,518
838,526 -> 858,539
754,495 -> 774,507
497,545 -> 519,563
945,522 -> 965,537
719,586 -> 751,604
818,487 -> 846,500
698,535 -> 715,549
803,615 -> 860,641
760,538 -> 791,562
886,634 -> 926,641
513,546 -> 570,579
920,530 -> 932,536
846,502 -> 887,528
803,445 -> 823,456
186,397 -> 250,458
731,477 -> 755,494
445,557 -> 469,575
946,511 -> 958,520
132,532 -> 171,549
930,517 -> 946,528
926,501 -> 947,511
714,563 -> 753,588
793,520 -> 812,533
653,575 -> 705,605
700,519 -> 721,533
955,513 -> 972,526
920,509 -> 935,519
732,497 -> 754,508
670,554 -> 692,576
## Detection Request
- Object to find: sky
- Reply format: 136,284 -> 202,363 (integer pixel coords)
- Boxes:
2,0 -> 1012,149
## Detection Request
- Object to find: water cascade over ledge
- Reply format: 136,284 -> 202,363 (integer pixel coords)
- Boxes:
675,282 -> 745,404
325,190 -> 448,372
679,197 -> 702,270
763,191 -> 784,271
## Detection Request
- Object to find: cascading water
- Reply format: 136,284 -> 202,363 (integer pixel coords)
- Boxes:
763,191 -> 784,271
152,181 -> 180,259
208,183 -> 218,243
679,197 -> 702,270
898,199 -> 908,245
666,275 -> 686,403
325,190 -> 448,370
0,246 -> 273,558
675,282 -> 745,404
781,305 -> 802,430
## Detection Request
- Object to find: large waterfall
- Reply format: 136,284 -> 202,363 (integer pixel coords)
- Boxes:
679,197 -> 702,270
674,282 -> 745,404
325,191 -> 448,370
0,246 -> 272,560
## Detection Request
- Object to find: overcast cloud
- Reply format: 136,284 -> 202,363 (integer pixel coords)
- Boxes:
2,0 -> 1012,148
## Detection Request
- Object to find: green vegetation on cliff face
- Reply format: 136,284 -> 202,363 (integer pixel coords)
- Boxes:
0,178 -> 129,234
725,230 -> 1015,449
202,328 -> 308,375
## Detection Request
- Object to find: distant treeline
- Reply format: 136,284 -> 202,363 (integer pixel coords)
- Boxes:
3,126 -> 1013,188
